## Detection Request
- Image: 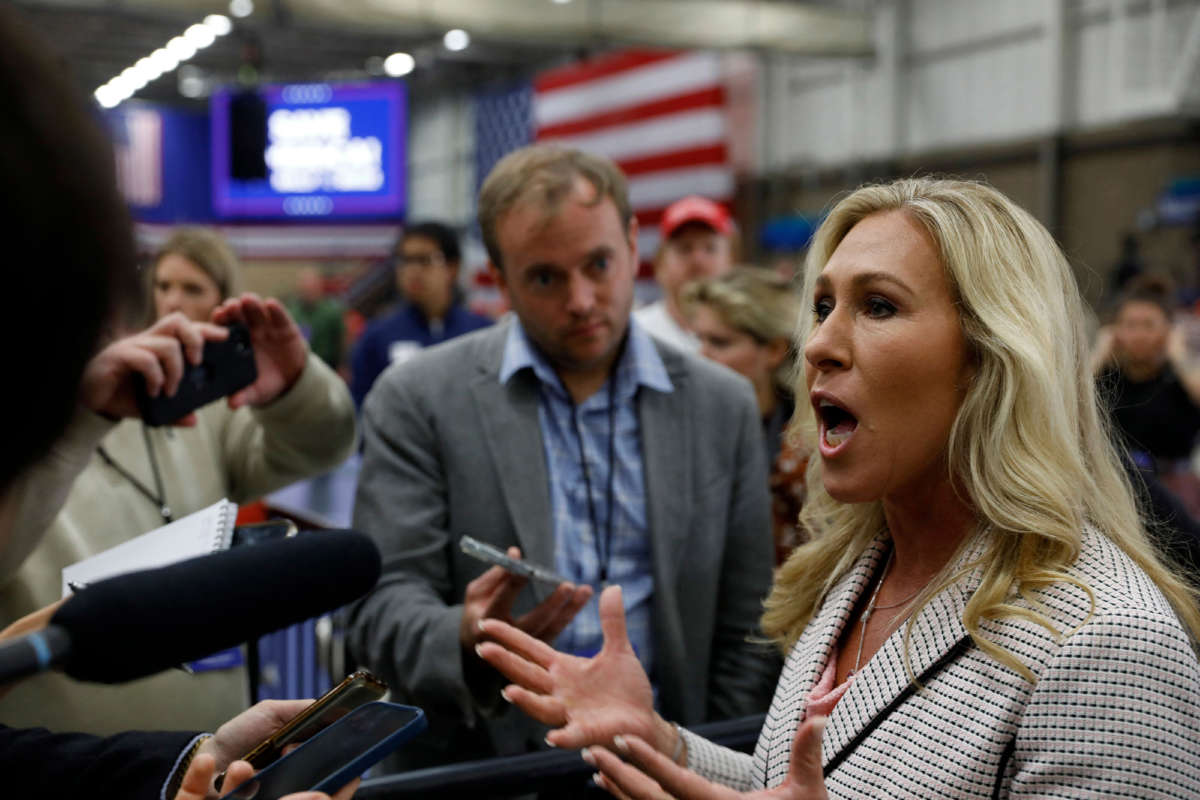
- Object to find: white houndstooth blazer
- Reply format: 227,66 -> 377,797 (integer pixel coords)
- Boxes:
681,527 -> 1200,798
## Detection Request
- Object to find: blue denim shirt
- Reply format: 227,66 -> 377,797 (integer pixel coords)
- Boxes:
499,318 -> 672,686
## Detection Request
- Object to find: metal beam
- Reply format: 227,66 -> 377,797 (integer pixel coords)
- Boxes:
299,0 -> 874,56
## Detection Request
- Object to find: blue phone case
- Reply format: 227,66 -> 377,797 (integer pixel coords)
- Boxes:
218,701 -> 426,800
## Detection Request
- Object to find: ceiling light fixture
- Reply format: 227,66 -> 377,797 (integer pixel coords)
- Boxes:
149,48 -> 179,74
121,66 -> 149,91
184,23 -> 217,49
108,76 -> 132,97
91,7 -> 239,108
204,14 -> 233,36
384,52 -> 416,77
443,29 -> 470,52
94,85 -> 120,109
179,69 -> 207,99
166,36 -> 197,61
134,57 -> 162,81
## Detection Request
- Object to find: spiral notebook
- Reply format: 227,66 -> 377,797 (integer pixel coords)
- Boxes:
61,498 -> 238,597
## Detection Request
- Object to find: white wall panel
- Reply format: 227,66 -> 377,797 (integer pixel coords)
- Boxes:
1073,0 -> 1199,127
909,0 -> 1045,52
907,37 -> 1052,151
768,58 -> 894,168
858,65 -> 895,158
406,92 -> 476,227
761,0 -> 1200,172
397,0 -> 1200,187
1075,13 -> 1114,126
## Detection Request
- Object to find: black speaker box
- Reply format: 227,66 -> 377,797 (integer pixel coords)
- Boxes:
229,89 -> 268,180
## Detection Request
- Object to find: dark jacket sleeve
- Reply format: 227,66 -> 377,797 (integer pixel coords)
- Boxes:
0,724 -> 195,800
707,374 -> 780,720
350,329 -> 382,410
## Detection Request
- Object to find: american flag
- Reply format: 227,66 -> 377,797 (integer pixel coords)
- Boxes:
109,107 -> 164,208
472,49 -> 736,276
470,82 -> 535,312
533,49 -> 734,276
475,81 -> 534,197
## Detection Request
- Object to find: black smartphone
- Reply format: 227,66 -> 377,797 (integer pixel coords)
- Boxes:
135,322 -> 257,426
219,702 -> 426,800
230,670 -> 389,776
231,519 -> 299,549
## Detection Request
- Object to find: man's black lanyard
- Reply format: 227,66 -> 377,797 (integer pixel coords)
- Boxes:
569,376 -> 617,584
96,423 -> 173,524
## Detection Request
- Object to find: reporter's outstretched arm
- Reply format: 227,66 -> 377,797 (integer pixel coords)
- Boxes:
0,723 -> 196,800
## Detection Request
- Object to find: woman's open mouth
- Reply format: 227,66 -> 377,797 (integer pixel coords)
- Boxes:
816,397 -> 858,451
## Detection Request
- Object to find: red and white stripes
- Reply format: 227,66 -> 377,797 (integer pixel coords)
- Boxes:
533,49 -> 735,273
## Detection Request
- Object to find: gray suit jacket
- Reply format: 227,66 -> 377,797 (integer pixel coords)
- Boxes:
348,320 -> 778,765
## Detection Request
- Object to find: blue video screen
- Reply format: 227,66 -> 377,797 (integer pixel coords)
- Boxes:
211,82 -> 406,219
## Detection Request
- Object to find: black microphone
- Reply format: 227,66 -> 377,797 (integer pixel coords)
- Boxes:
0,530 -> 380,685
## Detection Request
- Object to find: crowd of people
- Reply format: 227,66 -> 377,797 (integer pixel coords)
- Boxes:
2,3 -> 1200,799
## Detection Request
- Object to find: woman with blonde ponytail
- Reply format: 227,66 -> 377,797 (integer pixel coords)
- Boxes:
477,178 -> 1200,799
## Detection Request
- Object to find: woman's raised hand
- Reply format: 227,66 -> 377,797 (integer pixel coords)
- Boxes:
476,584 -> 677,755
210,293 -> 309,408
474,583 -> 832,800
582,716 -> 830,800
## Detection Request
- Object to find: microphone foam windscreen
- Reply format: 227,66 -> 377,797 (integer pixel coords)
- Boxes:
50,530 -> 381,683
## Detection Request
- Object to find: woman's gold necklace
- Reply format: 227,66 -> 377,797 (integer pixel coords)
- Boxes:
850,550 -> 921,675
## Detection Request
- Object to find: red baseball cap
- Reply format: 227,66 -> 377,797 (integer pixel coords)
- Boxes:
660,195 -> 733,239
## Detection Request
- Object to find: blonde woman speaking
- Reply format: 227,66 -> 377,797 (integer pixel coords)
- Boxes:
476,178 -> 1200,798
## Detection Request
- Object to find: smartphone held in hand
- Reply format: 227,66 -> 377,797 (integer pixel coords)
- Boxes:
459,535 -> 570,586
136,322 -> 257,426
219,702 -> 426,800
233,670 -> 389,774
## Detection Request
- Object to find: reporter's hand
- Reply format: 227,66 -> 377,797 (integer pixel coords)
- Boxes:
476,584 -> 671,754
174,752 -> 359,800
210,293 -> 308,408
458,545 -> 593,654
0,597 -> 66,642
195,699 -> 312,771
78,313 -> 228,424
0,597 -> 68,700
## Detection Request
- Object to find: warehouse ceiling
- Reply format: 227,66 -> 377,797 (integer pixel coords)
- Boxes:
13,0 -> 873,107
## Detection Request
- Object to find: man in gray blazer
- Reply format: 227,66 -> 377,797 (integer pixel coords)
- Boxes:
348,144 -> 777,769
